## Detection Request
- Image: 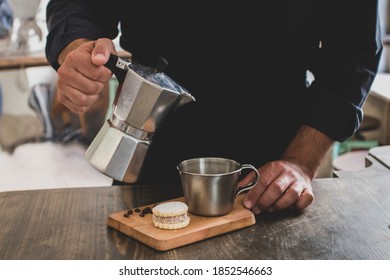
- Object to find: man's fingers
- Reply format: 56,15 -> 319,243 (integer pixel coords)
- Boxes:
294,188 -> 314,210
270,181 -> 303,211
57,89 -> 100,113
91,38 -> 117,66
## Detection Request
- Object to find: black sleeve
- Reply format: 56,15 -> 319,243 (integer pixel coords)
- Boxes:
45,0 -> 121,71
303,0 -> 383,142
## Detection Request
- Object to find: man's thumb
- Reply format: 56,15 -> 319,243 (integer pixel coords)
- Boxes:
91,39 -> 115,66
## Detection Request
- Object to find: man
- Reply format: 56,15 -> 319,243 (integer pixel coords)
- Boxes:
45,0 -> 382,214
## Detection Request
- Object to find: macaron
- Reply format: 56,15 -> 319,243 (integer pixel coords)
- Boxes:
152,201 -> 190,229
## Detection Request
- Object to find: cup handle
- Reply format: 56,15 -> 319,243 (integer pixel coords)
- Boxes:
235,164 -> 260,197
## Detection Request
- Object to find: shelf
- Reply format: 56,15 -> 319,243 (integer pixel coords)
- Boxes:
0,52 -> 48,70
0,50 -> 132,71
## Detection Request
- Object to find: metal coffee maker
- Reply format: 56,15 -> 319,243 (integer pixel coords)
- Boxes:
85,54 -> 195,183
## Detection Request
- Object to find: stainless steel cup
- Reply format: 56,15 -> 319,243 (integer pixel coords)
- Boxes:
177,157 -> 260,216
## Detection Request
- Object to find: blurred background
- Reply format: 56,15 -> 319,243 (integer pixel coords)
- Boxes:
0,0 -> 390,191
0,0 -> 114,191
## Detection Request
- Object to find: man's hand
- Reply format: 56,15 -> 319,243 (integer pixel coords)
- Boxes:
241,160 -> 314,214
56,38 -> 116,113
241,125 -> 334,214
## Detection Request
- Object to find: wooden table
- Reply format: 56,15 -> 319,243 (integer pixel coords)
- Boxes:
1,147 -> 390,260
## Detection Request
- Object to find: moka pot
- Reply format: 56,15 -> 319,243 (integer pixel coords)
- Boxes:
85,54 -> 195,183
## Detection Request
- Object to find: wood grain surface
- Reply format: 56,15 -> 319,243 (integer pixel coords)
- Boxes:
1,147 -> 390,260
370,145 -> 390,169
107,196 -> 255,251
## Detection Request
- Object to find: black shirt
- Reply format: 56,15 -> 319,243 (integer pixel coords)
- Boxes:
45,0 -> 382,184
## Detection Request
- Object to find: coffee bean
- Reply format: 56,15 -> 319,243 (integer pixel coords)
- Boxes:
127,209 -> 133,215
123,213 -> 129,217
134,208 -> 141,213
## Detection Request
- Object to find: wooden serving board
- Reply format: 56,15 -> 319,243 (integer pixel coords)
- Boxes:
107,195 -> 256,251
